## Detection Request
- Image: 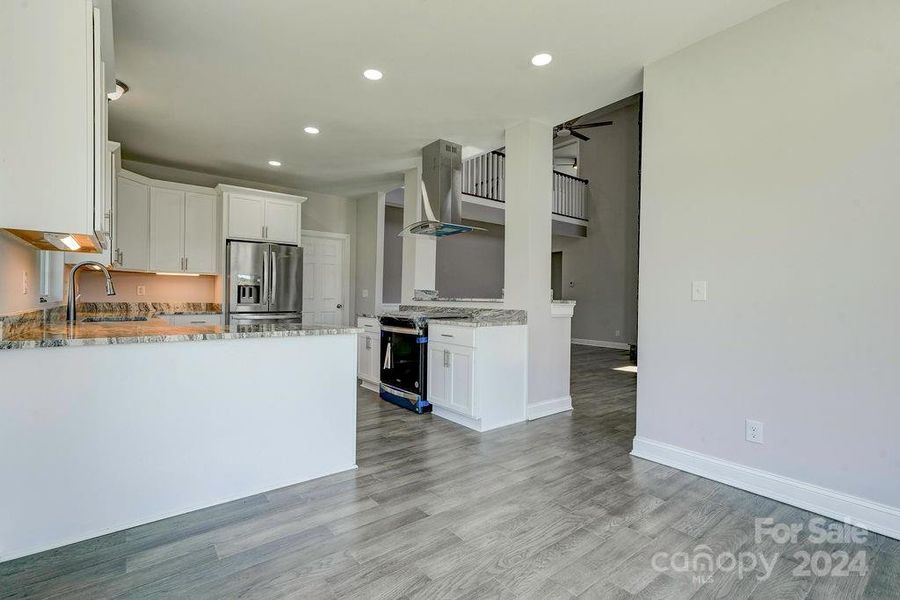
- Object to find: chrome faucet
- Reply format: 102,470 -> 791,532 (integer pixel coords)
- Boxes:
67,261 -> 116,322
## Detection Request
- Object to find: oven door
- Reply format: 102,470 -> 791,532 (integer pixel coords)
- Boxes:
380,324 -> 426,398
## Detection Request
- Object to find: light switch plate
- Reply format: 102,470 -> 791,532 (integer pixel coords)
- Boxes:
692,280 -> 708,302
362,289 -> 369,298
136,285 -> 146,296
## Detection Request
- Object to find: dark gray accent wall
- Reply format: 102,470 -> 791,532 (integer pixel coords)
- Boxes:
435,220 -> 504,299
382,205 -> 403,304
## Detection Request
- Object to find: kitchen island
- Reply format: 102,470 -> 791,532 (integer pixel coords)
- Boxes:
0,314 -> 361,562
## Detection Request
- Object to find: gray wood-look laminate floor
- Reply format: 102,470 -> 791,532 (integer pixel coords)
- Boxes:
2,346 -> 898,599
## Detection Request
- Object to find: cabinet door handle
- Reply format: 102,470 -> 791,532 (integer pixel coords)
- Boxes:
184,257 -> 188,271
443,349 -> 450,368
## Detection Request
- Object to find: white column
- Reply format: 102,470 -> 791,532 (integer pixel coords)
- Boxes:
503,119 -> 573,416
400,165 -> 436,302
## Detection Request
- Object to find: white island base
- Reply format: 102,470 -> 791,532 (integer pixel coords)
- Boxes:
0,331 -> 358,562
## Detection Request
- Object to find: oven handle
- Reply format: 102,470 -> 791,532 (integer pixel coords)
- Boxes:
381,325 -> 421,335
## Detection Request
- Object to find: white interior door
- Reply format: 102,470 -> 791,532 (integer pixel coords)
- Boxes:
302,234 -> 346,325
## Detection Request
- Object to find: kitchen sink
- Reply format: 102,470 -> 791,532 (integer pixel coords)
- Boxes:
80,316 -> 149,323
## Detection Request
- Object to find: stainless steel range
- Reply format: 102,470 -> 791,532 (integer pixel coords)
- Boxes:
378,311 -> 466,413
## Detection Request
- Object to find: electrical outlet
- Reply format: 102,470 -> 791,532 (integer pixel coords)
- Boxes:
746,419 -> 764,444
615,329 -> 621,338
22,271 -> 29,295
692,280 -> 708,302
362,289 -> 369,298
136,285 -> 146,296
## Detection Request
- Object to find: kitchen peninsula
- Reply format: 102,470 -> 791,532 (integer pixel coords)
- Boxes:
0,307 -> 360,561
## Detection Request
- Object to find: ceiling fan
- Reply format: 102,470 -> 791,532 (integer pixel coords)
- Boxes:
553,118 -> 613,142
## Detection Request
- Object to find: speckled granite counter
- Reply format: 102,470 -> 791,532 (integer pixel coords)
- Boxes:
0,305 -> 360,351
378,306 -> 527,328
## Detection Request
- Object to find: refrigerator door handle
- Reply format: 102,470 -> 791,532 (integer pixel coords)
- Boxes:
271,249 -> 277,307
262,244 -> 270,306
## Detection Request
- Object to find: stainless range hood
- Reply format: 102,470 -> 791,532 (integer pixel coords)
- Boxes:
400,139 -> 484,237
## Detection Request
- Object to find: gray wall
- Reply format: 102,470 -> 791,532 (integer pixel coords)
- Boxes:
552,101 -> 640,344
435,220 -> 504,299
354,194 -> 378,316
382,205 -> 403,304
638,0 -> 900,511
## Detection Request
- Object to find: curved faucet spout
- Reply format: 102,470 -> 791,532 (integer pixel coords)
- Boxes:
67,261 -> 116,322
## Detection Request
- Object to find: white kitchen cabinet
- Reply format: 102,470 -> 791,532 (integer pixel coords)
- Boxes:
227,194 -> 266,241
183,193 -> 217,274
264,199 -> 300,244
427,342 -> 474,417
0,1 -> 112,249
115,170 -> 218,274
149,188 -> 217,274
427,324 -> 527,432
114,175 -> 151,271
357,317 -> 380,392
218,185 -> 306,245
149,188 -> 185,272
67,141 -> 120,266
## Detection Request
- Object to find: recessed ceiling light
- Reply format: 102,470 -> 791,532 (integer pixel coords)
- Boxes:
363,69 -> 383,81
531,53 -> 553,67
268,160 -> 282,167
304,126 -> 320,135
107,80 -> 129,101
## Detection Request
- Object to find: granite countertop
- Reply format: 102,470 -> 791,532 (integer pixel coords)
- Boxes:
0,317 -> 361,351
373,306 -> 527,329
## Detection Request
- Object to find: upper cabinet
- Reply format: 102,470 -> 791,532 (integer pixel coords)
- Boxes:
115,170 -> 219,275
0,1 -> 112,251
218,186 -> 306,245
115,173 -> 151,271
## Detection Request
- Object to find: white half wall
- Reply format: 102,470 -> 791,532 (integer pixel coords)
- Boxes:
0,335 -> 358,561
638,0 -> 900,536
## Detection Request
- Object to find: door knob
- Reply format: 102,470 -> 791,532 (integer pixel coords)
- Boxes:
336,304 -> 343,309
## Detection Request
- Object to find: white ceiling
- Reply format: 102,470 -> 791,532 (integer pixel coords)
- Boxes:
109,0 -> 784,197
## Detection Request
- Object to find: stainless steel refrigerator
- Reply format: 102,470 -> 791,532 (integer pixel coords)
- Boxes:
226,241 -> 303,325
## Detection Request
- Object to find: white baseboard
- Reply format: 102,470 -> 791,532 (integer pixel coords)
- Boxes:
433,406 -> 483,431
572,338 -> 631,350
631,437 -> 900,541
359,380 -> 379,393
527,396 -> 573,420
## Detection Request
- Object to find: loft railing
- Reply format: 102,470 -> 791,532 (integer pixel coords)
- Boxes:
462,150 -> 505,203
552,170 -> 588,220
461,150 -> 588,221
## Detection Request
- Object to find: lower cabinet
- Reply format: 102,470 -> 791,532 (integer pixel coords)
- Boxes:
427,342 -> 474,417
357,317 -> 380,391
427,324 -> 527,432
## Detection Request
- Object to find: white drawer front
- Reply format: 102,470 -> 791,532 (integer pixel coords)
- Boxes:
428,324 -> 475,348
164,314 -> 223,326
357,316 -> 380,333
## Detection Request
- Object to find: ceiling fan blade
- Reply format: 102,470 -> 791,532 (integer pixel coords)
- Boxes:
571,121 -> 613,130
571,130 -> 590,141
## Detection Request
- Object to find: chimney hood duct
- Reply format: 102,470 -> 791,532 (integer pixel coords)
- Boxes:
400,139 -> 484,237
